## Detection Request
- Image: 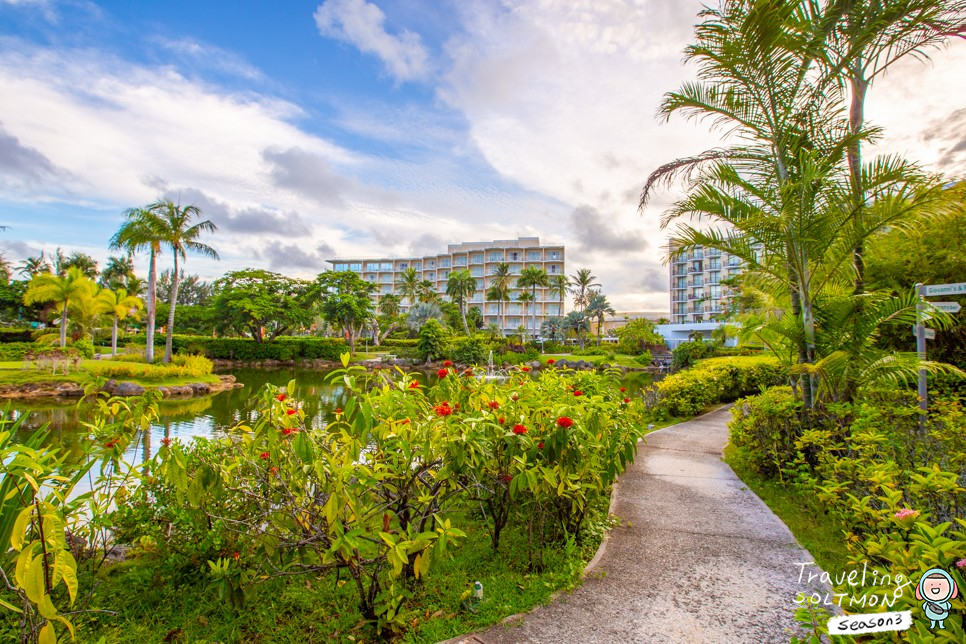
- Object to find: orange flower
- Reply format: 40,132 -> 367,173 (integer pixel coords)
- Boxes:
276,394 -> 287,401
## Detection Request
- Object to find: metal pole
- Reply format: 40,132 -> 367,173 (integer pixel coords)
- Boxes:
915,284 -> 927,428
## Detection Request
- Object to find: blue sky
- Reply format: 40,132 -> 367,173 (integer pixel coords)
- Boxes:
2,0 -> 965,311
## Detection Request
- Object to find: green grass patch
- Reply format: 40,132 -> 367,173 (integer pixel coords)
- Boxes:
723,443 -> 851,573
0,358 -> 219,389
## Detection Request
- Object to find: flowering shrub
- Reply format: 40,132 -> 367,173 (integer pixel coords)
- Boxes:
656,356 -> 785,417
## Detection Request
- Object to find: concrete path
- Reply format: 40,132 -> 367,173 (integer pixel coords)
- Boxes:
449,406 -> 828,644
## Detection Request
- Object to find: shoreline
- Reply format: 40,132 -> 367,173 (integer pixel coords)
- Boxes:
0,373 -> 242,401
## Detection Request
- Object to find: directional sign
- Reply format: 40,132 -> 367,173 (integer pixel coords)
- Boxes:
924,328 -> 936,340
931,301 -> 962,314
922,282 -> 966,297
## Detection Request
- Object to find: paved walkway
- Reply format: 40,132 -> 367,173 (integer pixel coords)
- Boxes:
449,406 -> 828,644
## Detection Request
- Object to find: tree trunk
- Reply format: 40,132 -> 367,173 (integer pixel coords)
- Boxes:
145,246 -> 157,363
59,304 -> 68,348
460,301 -> 469,335
111,317 -> 118,357
848,74 -> 868,295
532,286 -> 537,341
163,255 -> 180,364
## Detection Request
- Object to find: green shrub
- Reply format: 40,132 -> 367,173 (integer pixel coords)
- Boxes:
634,350 -> 654,366
380,338 -> 418,348
84,355 -> 214,381
0,342 -> 35,361
451,336 -> 488,365
571,346 -> 609,356
70,338 -> 96,359
656,356 -> 786,417
670,339 -> 718,370
0,328 -> 33,343
417,319 -> 446,363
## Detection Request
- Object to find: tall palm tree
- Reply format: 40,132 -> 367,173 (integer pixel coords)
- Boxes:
817,0 -> 966,294
446,269 -> 477,334
96,287 -> 144,357
490,262 -> 513,335
417,279 -> 439,304
486,284 -> 506,336
585,292 -> 616,346
17,253 -> 51,279
111,207 -> 164,363
569,268 -> 599,312
395,267 -> 422,308
516,291 -> 533,341
378,293 -> 401,318
151,199 -> 219,363
100,255 -> 136,290
517,266 -> 549,340
548,274 -> 570,317
23,267 -> 95,347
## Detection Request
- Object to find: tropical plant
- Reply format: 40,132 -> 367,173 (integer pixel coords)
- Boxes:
110,207 -> 164,363
23,267 -> 95,347
416,318 -> 446,363
548,274 -> 570,316
406,302 -> 443,332
569,268 -> 599,312
378,293 -> 401,318
445,269 -> 477,334
490,262 -> 513,334
60,251 -> 99,280
585,292 -> 616,346
563,310 -> 590,349
99,255 -> 136,290
17,253 -> 51,279
395,267 -> 421,307
540,316 -> 566,343
516,292 -> 533,341
150,199 -> 219,363
517,266 -> 549,340
212,270 -> 315,343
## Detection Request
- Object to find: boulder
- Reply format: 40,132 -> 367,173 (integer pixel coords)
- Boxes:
113,381 -> 146,397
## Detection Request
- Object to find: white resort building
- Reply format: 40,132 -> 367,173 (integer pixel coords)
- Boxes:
327,237 -> 565,335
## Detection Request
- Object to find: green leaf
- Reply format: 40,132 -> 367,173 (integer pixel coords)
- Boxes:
38,622 -> 56,644
10,505 -> 33,551
0,596 -> 22,613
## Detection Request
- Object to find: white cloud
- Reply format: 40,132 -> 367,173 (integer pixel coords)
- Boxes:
314,0 -> 430,83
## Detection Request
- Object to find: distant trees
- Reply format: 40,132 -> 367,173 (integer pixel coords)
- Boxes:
446,269 -> 477,334
517,266 -> 549,340
315,271 -> 376,354
23,267 -> 94,347
96,287 -> 143,357
213,270 -> 315,342
585,292 -> 615,346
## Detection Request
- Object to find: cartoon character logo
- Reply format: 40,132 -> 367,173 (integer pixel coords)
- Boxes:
915,568 -> 959,630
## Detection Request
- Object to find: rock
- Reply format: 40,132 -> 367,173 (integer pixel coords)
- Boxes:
113,381 -> 146,396
55,383 -> 85,397
102,379 -> 118,395
189,382 -> 211,395
528,360 -> 542,370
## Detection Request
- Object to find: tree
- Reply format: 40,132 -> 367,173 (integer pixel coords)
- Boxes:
17,253 -> 51,279
446,269 -> 477,334
540,316 -> 566,342
486,284 -> 506,335
406,302 -> 443,332
569,268 -> 599,311
585,292 -> 616,346
0,254 -> 11,284
417,279 -> 440,304
23,267 -> 95,347
516,291 -> 533,341
563,311 -> 590,349
378,293 -> 401,318
99,255 -> 136,290
395,267 -> 422,307
152,199 -> 219,363
417,318 -> 446,364
614,318 -> 666,355
548,274 -> 570,316
315,271 -> 376,354
517,266 -> 549,340
60,251 -> 99,279
96,287 -> 143,357
110,207 -> 165,363
157,270 -> 213,307
213,269 -> 315,342
490,262 -> 513,334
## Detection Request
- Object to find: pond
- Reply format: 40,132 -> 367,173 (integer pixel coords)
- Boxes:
4,367 -> 657,467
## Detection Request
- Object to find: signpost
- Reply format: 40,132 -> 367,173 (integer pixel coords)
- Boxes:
915,282 -> 963,427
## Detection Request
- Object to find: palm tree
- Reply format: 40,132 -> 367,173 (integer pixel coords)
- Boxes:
61,251 -> 99,279
540,316 -> 565,343
569,268 -> 599,312
817,0 -> 966,294
378,293 -> 401,318
417,279 -> 440,304
563,311 -> 590,350
96,287 -> 144,357
516,292 -> 533,341
585,292 -> 616,346
17,253 -> 51,279
0,254 -> 11,284
151,199 -> 219,363
100,255 -> 136,289
548,274 -> 570,317
490,262 -> 513,335
406,302 -> 443,332
446,269 -> 477,334
23,267 -> 95,347
517,266 -> 549,340
396,267 -> 422,308
111,207 -> 164,363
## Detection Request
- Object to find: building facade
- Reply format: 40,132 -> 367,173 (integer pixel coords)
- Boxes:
328,237 -> 565,334
668,240 -> 747,325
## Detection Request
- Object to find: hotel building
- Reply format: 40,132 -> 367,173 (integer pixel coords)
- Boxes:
327,237 -> 565,334
668,239 -> 748,325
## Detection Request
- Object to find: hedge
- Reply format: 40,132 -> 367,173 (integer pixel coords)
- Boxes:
379,338 -> 419,348
127,335 -> 349,361
0,342 -> 36,361
656,356 -> 787,417
0,329 -> 34,343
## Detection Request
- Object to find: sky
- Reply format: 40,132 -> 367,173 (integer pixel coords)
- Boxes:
1,0 -> 965,312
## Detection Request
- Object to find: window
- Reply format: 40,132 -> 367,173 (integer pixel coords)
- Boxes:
412,261 -> 421,270
380,275 -> 392,283
396,262 -> 407,270
440,270 -> 449,280
349,263 -> 362,271
709,271 -> 720,284
691,277 -> 704,287
509,252 -> 520,261
471,253 -> 483,264
440,258 -> 451,268
427,260 -> 435,268
471,267 -> 483,277
549,265 -> 559,274
380,262 -> 393,271
488,251 -> 504,261
547,251 -> 560,260
527,251 -> 541,260
333,263 -> 347,271
365,262 -> 379,271
454,256 -> 467,266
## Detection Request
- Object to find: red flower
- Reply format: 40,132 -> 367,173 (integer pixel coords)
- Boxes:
233,552 -> 240,561
282,428 -> 298,436
488,401 -> 500,409
160,437 -> 172,447
454,403 -> 461,410
276,394 -> 287,401
500,474 -> 513,483
286,408 -> 297,416
437,369 -> 448,378
511,394 -> 519,401
521,366 -> 531,372
335,407 -> 342,414
434,403 -> 453,417
498,417 -> 505,424
546,359 -> 555,364
512,424 -> 527,435
619,387 -> 626,393
573,390 -> 583,397
104,440 -> 118,449
269,467 -> 278,475
464,369 -> 474,377
557,417 -> 574,428
538,441 -> 545,449
443,360 -> 453,367
409,381 -> 420,389
623,397 -> 631,404
259,452 -> 270,460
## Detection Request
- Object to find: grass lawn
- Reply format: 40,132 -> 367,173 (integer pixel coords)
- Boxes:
0,359 -> 220,389
723,443 -> 851,573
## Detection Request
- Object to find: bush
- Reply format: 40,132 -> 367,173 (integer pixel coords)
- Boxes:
451,336 -> 488,365
670,339 -> 718,370
84,355 -> 214,382
0,342 -> 35,361
70,338 -> 95,359
655,356 -> 786,417
417,319 -> 446,363
129,335 -> 350,361
380,338 -> 418,348
571,346 -> 609,356
0,328 -> 33,343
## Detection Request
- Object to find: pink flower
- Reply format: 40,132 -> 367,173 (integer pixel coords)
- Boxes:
512,424 -> 527,435
894,508 -> 918,520
957,559 -> 966,569
557,417 -> 574,428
